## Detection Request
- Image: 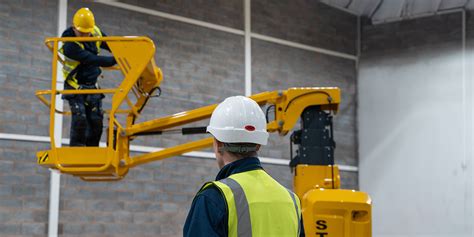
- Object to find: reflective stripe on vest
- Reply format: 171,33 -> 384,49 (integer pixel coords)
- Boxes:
200,169 -> 301,237
286,188 -> 301,236
59,26 -> 103,89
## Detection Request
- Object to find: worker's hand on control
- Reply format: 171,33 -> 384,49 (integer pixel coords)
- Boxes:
110,57 -> 117,66
102,56 -> 116,67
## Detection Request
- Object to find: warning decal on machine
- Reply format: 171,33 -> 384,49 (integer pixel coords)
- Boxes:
38,152 -> 49,164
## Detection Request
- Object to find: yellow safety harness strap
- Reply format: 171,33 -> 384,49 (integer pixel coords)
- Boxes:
60,26 -> 103,89
65,66 -> 81,89
59,42 -> 83,89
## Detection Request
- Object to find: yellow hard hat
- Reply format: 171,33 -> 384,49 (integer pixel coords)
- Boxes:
73,8 -> 95,33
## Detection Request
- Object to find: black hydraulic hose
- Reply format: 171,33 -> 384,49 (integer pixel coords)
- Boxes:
182,126 -> 207,135
265,105 -> 275,123
134,126 -> 207,136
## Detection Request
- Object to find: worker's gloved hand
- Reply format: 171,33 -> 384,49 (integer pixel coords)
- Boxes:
104,56 -> 116,67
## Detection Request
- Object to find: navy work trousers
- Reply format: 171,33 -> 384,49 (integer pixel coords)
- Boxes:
64,85 -> 104,147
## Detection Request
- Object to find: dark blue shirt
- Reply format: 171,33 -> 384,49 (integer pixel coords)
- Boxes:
183,157 -> 305,237
61,27 -> 116,85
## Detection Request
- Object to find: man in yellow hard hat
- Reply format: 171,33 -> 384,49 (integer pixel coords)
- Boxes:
61,8 -> 116,147
184,96 -> 304,237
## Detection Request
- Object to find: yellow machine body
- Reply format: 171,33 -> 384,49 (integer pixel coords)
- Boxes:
294,165 -> 372,236
35,36 -> 371,235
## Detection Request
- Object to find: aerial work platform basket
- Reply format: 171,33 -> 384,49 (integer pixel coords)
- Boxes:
36,36 -> 164,181
36,36 -> 341,181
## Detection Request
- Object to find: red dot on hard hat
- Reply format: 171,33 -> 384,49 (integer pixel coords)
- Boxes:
244,125 -> 255,131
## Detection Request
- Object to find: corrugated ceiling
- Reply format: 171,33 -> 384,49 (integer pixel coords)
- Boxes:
321,0 -> 472,23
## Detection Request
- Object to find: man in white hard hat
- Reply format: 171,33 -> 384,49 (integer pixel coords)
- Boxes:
184,96 -> 304,237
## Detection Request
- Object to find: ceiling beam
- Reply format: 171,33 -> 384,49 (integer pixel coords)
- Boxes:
462,0 -> 470,8
345,0 -> 354,8
436,0 -> 443,12
369,0 -> 384,19
398,0 -> 407,18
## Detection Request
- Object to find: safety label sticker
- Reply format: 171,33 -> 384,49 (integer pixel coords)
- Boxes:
38,152 -> 49,164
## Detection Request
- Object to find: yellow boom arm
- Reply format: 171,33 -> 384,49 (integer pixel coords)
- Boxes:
35,36 -> 340,181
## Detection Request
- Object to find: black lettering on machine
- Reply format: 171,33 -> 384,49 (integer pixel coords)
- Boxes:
316,220 -> 328,236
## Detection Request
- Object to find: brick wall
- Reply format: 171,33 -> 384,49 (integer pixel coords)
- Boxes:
58,155 -> 216,236
0,140 -> 51,236
252,40 -> 359,189
0,1 -> 57,236
251,0 -> 359,189
361,13 -> 462,56
119,0 -> 244,29
0,0 -> 359,236
0,0 -> 56,136
252,0 -> 357,55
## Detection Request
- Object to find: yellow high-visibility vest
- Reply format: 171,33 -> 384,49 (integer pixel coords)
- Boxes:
60,26 -> 103,89
200,169 -> 301,237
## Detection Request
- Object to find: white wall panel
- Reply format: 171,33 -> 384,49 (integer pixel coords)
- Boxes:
359,46 -> 472,237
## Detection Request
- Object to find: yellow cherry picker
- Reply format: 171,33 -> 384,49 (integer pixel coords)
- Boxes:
35,36 -> 371,236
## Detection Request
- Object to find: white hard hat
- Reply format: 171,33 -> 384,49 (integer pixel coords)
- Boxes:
207,96 -> 269,145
